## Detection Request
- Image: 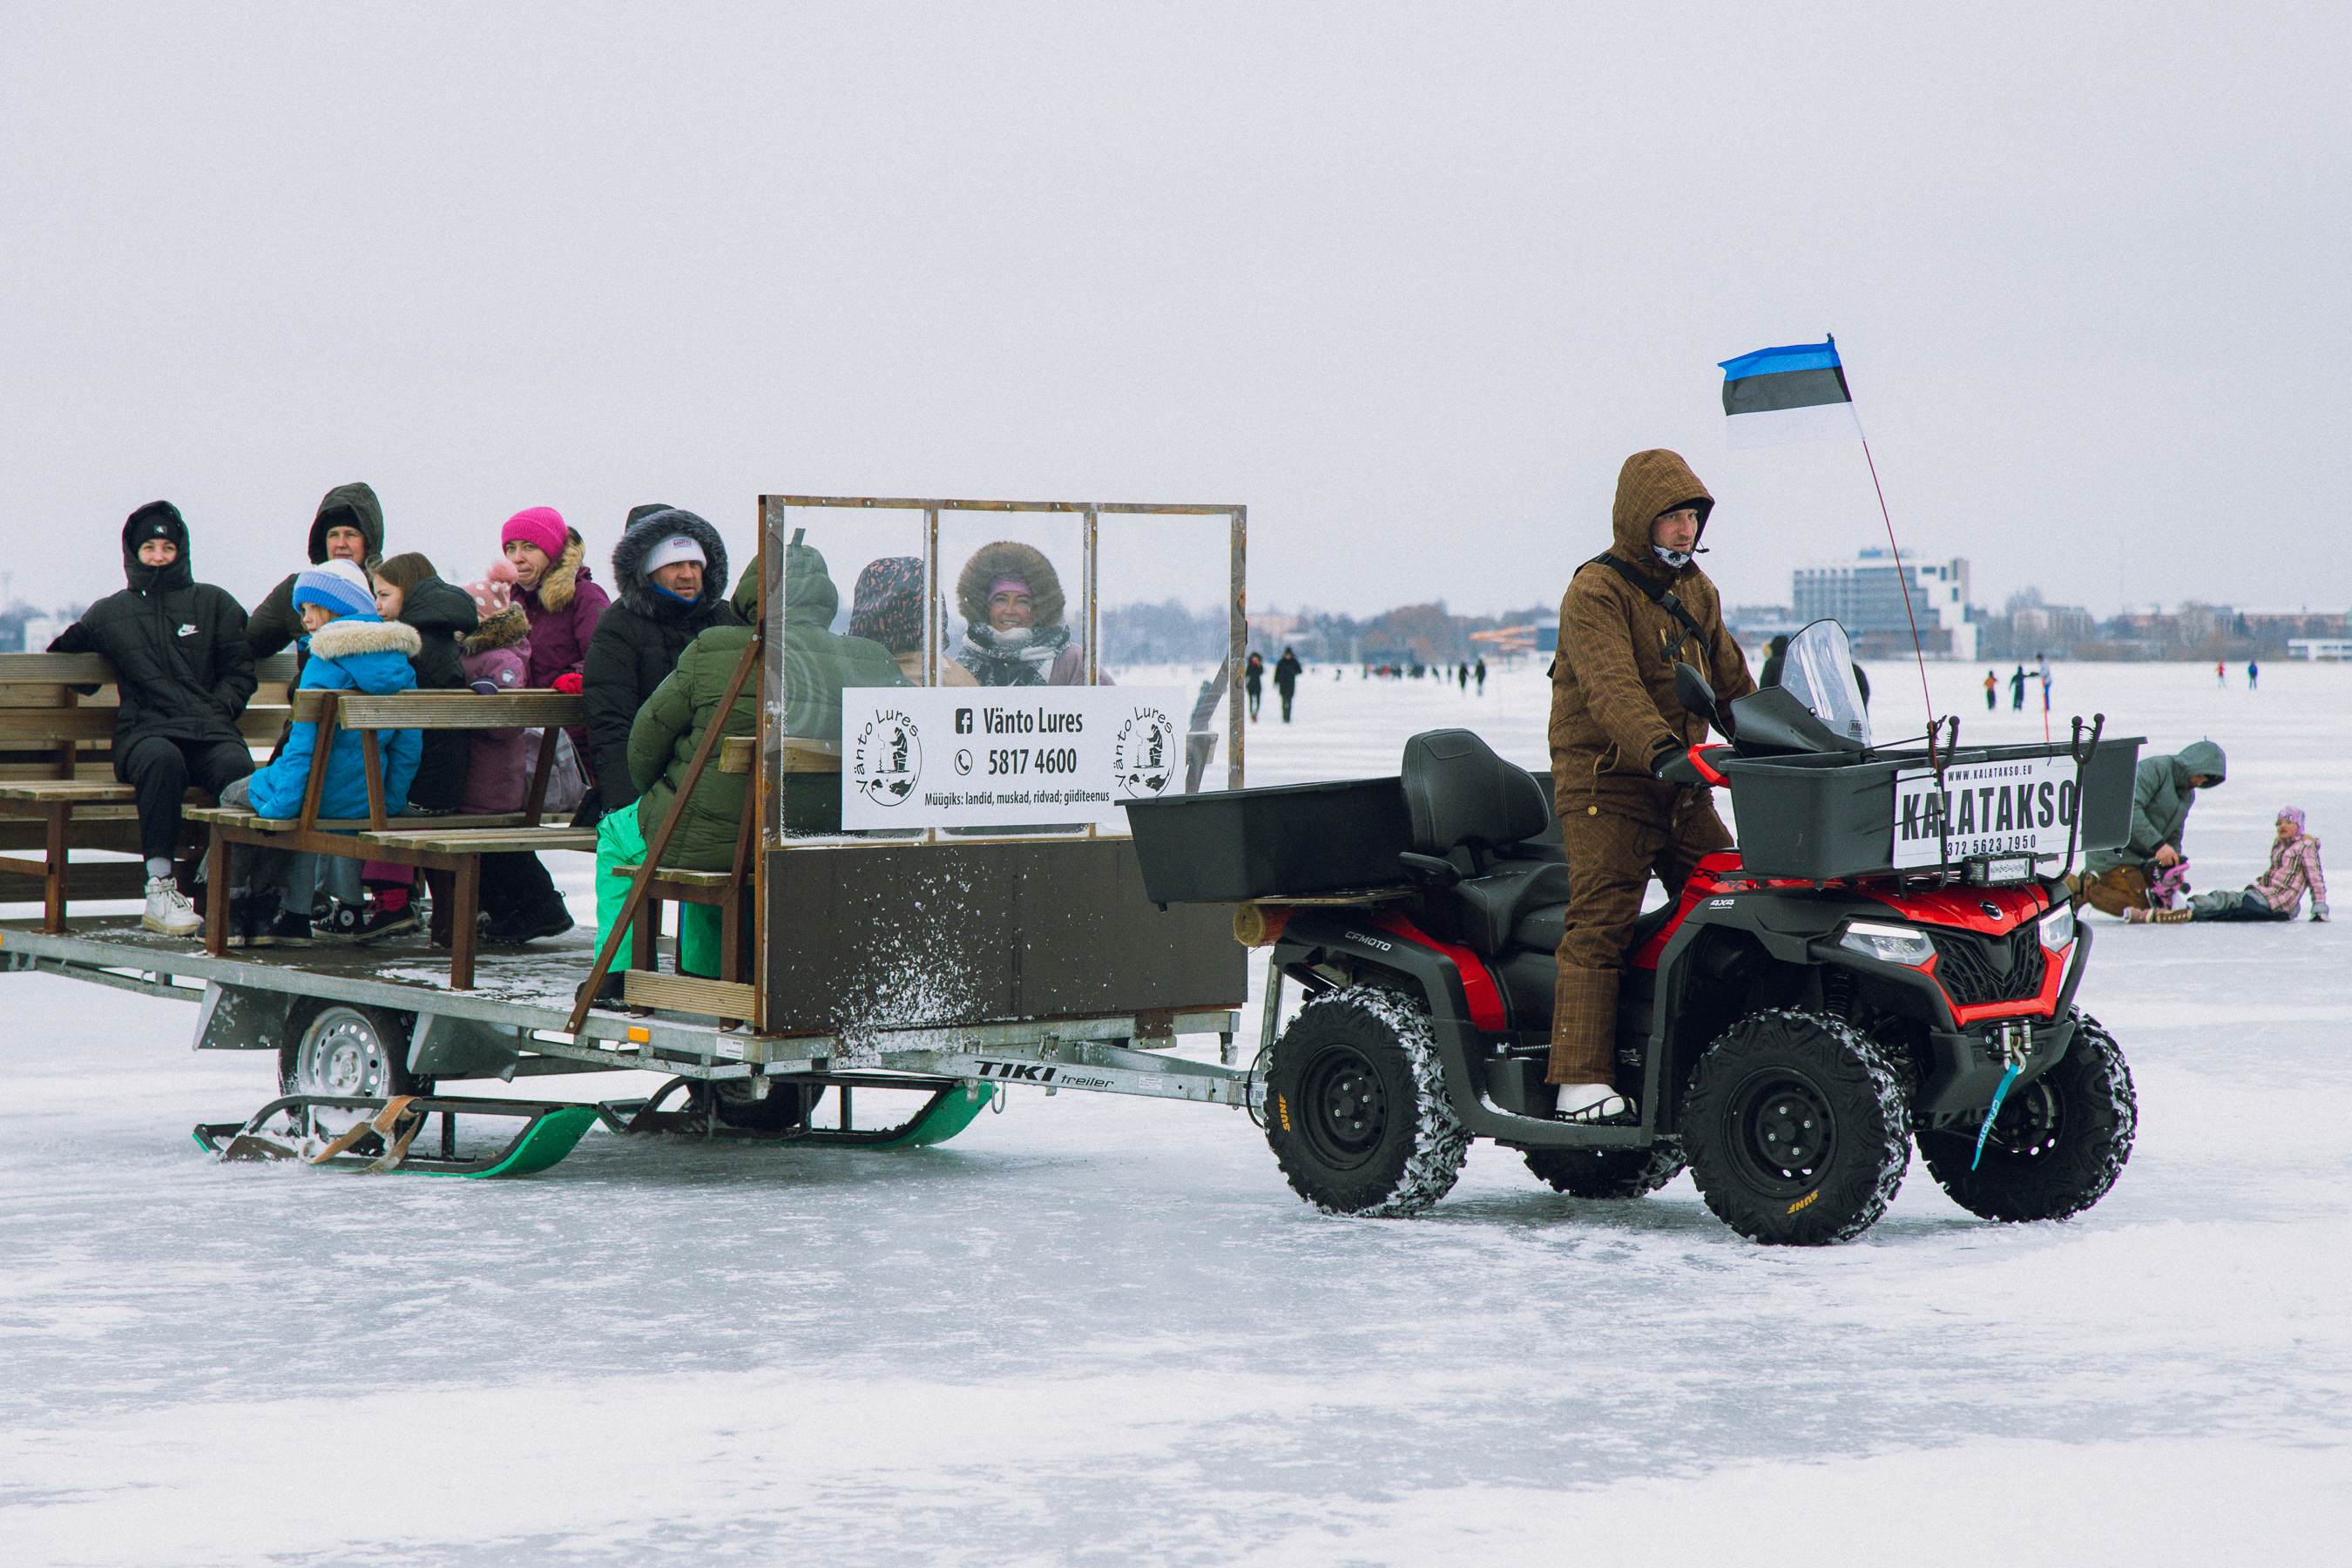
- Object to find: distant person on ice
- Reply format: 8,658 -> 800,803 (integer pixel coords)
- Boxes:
1984,668 -> 1997,711
1475,657 -> 1487,693
2070,739 -> 2227,919
47,501 -> 257,936
1546,449 -> 1754,1123
2011,664 -> 2027,710
1273,646 -> 1302,721
1244,651 -> 1264,720
2140,807 -> 2328,924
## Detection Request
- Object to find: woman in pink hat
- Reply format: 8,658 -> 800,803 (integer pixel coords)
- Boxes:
501,506 -> 609,691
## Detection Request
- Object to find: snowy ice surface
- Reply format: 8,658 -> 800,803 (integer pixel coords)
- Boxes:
4,662 -> 2350,1565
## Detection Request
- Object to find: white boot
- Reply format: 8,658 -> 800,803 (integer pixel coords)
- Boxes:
142,876 -> 203,936
1552,1081 -> 1632,1123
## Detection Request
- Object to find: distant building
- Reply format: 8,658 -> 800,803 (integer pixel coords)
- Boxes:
2288,638 -> 2352,660
19,618 -> 65,653
1792,549 -> 1975,660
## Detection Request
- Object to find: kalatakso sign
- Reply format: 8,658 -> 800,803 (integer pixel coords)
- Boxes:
839,686 -> 1189,831
1889,754 -> 2081,869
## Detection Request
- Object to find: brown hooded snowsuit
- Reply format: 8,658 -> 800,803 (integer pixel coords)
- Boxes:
1545,449 -> 1756,1086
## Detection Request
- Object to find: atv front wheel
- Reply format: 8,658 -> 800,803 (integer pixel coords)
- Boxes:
1265,987 -> 1470,1216
1919,1015 -> 2136,1221
1684,1009 -> 1909,1245
1524,1143 -> 1686,1199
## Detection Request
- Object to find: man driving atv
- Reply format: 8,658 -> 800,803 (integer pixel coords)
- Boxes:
1545,449 -> 1755,1121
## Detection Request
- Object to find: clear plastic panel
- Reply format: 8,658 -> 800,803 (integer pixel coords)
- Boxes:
777,505 -> 926,841
1096,511 -> 1236,793
1781,618 -> 1873,747
937,511 -> 1090,689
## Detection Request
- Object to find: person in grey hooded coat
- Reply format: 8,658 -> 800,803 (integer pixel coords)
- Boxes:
2075,739 -> 2227,916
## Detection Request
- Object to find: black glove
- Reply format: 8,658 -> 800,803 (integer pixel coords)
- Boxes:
569,786 -> 605,830
1652,744 -> 1728,787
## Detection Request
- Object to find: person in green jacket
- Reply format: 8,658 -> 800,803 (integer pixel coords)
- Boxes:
2073,738 -> 2227,916
590,541 -> 907,983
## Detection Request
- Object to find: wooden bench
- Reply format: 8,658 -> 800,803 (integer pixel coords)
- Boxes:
199,689 -> 590,989
0,650 -> 296,929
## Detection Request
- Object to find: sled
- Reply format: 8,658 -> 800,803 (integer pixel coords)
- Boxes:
193,1093 -> 604,1177
601,1071 -> 992,1148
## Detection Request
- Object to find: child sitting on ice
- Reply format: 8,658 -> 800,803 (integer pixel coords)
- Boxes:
2135,807 -> 2328,924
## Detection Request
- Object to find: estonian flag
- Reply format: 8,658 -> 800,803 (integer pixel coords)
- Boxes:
1720,339 -> 1863,449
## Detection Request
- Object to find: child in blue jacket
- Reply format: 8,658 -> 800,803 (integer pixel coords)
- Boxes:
216,559 -> 422,946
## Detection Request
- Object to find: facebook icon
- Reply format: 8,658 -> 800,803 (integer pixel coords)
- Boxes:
955,708 -> 974,734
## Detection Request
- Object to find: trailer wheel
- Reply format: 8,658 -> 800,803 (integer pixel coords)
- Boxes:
1265,986 -> 1470,1217
1684,1009 -> 1909,1245
1524,1141 -> 1685,1200
280,1004 -> 422,1100
1919,1015 -> 2136,1222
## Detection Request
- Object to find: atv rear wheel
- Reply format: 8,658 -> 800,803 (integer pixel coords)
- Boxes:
1919,1015 -> 2135,1222
1265,986 -> 1470,1216
1684,1009 -> 1909,1245
1524,1143 -> 1686,1199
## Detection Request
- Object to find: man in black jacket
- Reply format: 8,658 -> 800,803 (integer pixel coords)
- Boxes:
582,509 -> 740,815
49,502 -> 257,936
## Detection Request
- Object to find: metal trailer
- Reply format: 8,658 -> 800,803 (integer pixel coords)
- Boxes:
0,495 -> 1263,1170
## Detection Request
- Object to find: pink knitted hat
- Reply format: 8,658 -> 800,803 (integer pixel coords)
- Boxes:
466,557 -> 519,617
501,506 -> 567,560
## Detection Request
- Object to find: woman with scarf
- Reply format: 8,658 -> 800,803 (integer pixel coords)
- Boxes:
950,542 -> 1101,687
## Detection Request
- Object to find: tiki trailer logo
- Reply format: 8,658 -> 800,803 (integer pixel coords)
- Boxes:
1112,705 -> 1179,799
850,707 -> 923,808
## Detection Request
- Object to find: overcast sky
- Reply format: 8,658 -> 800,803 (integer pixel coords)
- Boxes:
5,2 -> 2344,624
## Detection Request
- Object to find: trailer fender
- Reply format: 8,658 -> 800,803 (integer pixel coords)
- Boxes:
193,982 -> 297,1054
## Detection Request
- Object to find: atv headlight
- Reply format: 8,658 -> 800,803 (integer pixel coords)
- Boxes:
2038,902 -> 2076,952
1839,920 -> 1936,967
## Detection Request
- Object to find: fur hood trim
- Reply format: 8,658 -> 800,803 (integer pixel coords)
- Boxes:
532,530 -> 588,614
463,603 -> 532,656
956,540 -> 1067,630
612,508 -> 729,617
308,616 -> 424,660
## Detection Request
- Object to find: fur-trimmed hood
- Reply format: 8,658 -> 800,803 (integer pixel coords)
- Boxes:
612,508 -> 730,620
308,614 -> 423,662
463,603 -> 532,657
528,529 -> 592,613
956,540 -> 1067,630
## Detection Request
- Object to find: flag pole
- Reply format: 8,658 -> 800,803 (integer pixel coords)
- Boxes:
1836,335 -> 1939,733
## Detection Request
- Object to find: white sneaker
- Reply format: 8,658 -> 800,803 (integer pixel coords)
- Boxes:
142,876 -> 203,936
1553,1082 -> 1632,1123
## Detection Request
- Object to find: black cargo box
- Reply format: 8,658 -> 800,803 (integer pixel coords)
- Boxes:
1121,777 -> 1414,904
1720,737 -> 2140,882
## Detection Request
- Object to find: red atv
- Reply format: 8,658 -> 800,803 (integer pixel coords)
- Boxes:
1131,622 -> 2141,1245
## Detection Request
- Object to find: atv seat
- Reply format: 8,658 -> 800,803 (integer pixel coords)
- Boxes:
1509,896 -> 1679,958
1402,729 -> 1571,956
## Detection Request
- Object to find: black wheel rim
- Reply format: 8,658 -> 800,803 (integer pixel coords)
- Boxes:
1974,1081 -> 2062,1166
1722,1067 -> 1837,1197
1296,1043 -> 1389,1172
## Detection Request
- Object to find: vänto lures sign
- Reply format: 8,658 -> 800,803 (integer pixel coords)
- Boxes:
841,686 -> 1186,831
1889,754 -> 2081,869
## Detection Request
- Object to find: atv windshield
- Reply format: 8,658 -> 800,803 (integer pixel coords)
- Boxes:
1780,619 -> 1872,747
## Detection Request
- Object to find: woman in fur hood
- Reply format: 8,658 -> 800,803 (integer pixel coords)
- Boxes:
501,506 -> 610,688
952,540 -> 1098,686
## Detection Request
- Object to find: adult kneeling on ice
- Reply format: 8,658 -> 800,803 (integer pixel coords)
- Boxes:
1546,449 -> 1755,1122
2071,739 -> 2227,919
